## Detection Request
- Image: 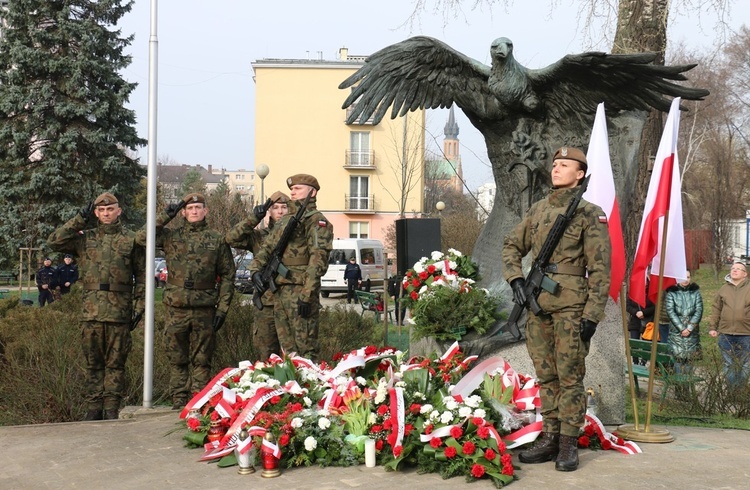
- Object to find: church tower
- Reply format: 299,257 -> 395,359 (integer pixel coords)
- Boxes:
443,105 -> 463,193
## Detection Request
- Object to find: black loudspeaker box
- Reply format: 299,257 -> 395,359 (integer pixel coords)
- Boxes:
395,218 -> 441,275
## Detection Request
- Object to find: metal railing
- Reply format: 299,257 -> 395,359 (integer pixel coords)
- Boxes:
344,194 -> 375,212
345,150 -> 375,167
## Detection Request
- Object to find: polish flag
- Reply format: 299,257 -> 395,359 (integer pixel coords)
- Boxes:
629,98 -> 688,307
583,103 -> 625,301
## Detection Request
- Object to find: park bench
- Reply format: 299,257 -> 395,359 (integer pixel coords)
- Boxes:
0,288 -> 9,298
627,338 -> 704,405
355,290 -> 394,324
0,270 -> 15,285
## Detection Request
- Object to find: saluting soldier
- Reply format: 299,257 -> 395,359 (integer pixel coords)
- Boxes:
226,191 -> 290,361
47,192 -> 145,421
250,174 -> 333,360
502,147 -> 611,472
136,193 -> 235,410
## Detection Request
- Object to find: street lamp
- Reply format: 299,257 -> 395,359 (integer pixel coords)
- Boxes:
256,164 -> 270,203
435,201 -> 445,217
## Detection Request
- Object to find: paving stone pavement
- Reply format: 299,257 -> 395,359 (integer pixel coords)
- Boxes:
1,406 -> 749,490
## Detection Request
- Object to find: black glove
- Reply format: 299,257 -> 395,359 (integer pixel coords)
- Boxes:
253,198 -> 273,221
297,300 -> 312,319
510,278 -> 526,306
79,201 -> 95,221
251,272 -> 265,291
213,314 -> 226,332
166,200 -> 186,218
129,310 -> 144,332
580,319 -> 597,343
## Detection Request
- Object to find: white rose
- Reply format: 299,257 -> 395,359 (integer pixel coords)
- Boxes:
318,417 -> 331,430
440,411 -> 455,424
445,399 -> 458,411
420,404 -> 433,415
448,248 -> 462,257
304,436 -> 317,451
431,251 -> 444,261
290,417 -> 304,429
429,410 -> 440,421
458,406 -> 473,418
473,408 -> 487,419
465,395 -> 481,408
414,262 -> 425,273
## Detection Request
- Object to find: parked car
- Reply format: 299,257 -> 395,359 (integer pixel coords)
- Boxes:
155,258 -> 167,288
234,253 -> 254,294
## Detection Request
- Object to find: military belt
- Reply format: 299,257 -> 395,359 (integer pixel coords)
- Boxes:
544,263 -> 586,276
167,277 -> 216,290
283,256 -> 310,266
84,283 -> 132,292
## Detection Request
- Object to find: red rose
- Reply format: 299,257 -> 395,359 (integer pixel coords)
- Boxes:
584,425 -> 595,436
409,403 -> 421,415
502,464 -> 514,476
501,453 -> 512,466
410,291 -> 419,301
377,405 -> 389,416
471,463 -> 485,478
418,271 -> 429,280
290,402 -> 303,412
383,419 -> 392,430
462,441 -> 476,455
429,437 -> 442,448
412,278 -> 420,287
427,264 -> 436,273
444,446 -> 457,458
186,418 -> 200,431
404,424 -> 414,436
602,439 -> 612,450
393,445 -> 403,457
231,375 -> 241,383
578,436 -> 590,448
484,448 -> 496,460
497,440 -> 506,453
424,424 -> 433,435
364,345 -> 377,356
406,271 -> 412,278
472,417 -> 485,427
270,395 -> 281,405
477,426 -> 490,440
279,434 -> 290,446
370,424 -> 382,433
450,426 -> 463,439
375,439 -> 384,451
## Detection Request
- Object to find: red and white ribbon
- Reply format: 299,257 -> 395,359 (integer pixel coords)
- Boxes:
388,387 -> 405,455
180,367 -> 242,419
262,437 -> 282,459
585,413 -> 642,454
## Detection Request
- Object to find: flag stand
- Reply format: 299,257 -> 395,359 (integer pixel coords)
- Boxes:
616,214 -> 674,443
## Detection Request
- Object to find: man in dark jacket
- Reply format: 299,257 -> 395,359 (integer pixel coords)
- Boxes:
344,257 -> 362,304
57,254 -> 80,295
36,257 -> 57,307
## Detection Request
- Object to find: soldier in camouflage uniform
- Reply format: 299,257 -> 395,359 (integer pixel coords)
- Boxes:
136,193 -> 235,410
250,174 -> 333,360
226,191 -> 289,361
47,192 -> 146,421
502,147 -> 611,472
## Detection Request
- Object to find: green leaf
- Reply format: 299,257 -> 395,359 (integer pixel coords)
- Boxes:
182,430 -> 207,446
217,453 -> 238,467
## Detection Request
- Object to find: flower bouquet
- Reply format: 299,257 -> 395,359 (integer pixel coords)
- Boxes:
401,249 -> 500,340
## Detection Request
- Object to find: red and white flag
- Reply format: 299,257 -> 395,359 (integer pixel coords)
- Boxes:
629,98 -> 688,307
583,103 -> 625,301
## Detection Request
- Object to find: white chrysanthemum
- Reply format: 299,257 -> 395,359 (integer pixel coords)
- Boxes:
303,396 -> 312,407
458,406 -> 473,418
473,408 -> 487,419
317,409 -> 330,417
290,417 -> 304,429
431,250 -> 444,261
429,410 -> 440,421
420,404 -> 433,414
356,376 -> 367,386
304,436 -> 317,451
445,399 -> 458,411
318,417 -> 331,430
448,248 -> 462,257
440,411 -> 455,424
464,395 -> 482,408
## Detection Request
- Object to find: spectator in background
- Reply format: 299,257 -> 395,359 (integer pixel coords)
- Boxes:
665,271 -> 703,374
57,254 -> 79,295
387,274 -> 407,324
344,256 -> 362,304
36,257 -> 57,307
626,289 -> 654,363
710,261 -> 750,389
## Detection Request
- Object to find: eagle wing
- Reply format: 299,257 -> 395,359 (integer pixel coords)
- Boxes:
527,51 -> 710,120
339,36 -> 495,124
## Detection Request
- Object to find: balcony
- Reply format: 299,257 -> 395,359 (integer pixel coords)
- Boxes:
345,105 -> 375,125
344,150 -> 376,169
344,194 -> 375,214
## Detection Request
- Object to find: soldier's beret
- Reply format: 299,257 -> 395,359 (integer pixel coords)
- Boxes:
182,192 -> 206,204
286,174 -> 320,191
552,147 -> 587,167
269,191 -> 290,204
94,192 -> 119,206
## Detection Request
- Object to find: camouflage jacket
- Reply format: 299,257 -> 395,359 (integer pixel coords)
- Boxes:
225,213 -> 269,254
137,212 -> 235,315
502,187 -> 611,323
250,197 -> 333,303
47,215 -> 145,323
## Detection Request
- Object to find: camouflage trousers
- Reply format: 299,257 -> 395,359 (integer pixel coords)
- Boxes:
164,306 -> 216,401
81,321 -> 132,411
254,298 -> 280,362
273,284 -> 320,360
525,309 -> 590,437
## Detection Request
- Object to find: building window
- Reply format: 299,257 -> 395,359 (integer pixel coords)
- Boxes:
349,221 -> 369,238
236,174 -> 243,180
349,131 -> 371,166
349,176 -> 369,210
236,185 -> 244,191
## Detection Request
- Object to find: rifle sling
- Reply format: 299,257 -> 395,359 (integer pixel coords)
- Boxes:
544,263 -> 586,276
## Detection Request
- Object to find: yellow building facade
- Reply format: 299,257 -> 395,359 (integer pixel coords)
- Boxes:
251,49 -> 425,244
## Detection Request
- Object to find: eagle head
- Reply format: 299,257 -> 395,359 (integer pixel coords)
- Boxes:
490,37 -> 513,63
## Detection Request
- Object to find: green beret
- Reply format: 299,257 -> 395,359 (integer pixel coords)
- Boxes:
286,174 -> 320,191
269,191 -> 290,204
94,192 -> 119,206
182,192 -> 206,204
552,146 -> 587,166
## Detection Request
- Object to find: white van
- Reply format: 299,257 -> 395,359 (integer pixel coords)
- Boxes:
320,239 -> 385,297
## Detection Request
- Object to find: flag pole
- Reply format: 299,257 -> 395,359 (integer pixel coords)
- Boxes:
619,285 -> 640,430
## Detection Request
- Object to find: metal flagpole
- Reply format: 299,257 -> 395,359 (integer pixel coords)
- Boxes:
143,0 -> 159,408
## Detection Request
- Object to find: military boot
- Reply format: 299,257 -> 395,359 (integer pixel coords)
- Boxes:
555,435 -> 579,471
518,432 -> 559,463
83,409 -> 103,421
103,408 -> 120,420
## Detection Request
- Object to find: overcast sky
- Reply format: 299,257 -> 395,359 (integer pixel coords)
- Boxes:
118,0 -> 745,191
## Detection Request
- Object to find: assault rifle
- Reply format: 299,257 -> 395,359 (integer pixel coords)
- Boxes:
496,175 -> 591,340
252,192 -> 313,310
